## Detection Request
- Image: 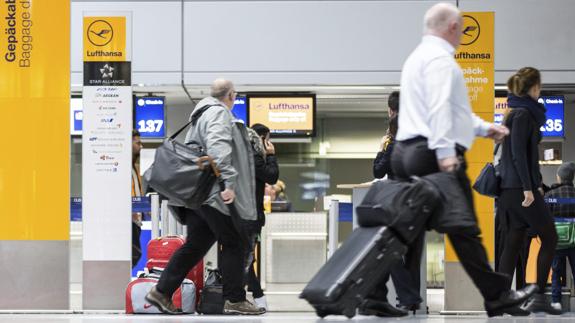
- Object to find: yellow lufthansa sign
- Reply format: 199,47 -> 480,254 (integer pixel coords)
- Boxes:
83,16 -> 126,62
447,12 -> 495,262
455,12 -> 494,112
249,97 -> 314,131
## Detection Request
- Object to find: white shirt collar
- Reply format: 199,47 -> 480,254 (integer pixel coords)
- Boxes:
422,35 -> 455,54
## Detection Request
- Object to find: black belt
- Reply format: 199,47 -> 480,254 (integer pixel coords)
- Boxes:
399,136 -> 467,156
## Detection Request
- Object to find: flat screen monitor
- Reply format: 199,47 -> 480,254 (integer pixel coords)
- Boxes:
231,95 -> 247,124
248,93 -> 315,137
134,97 -> 166,138
538,96 -> 564,137
494,95 -> 564,137
70,98 -> 83,136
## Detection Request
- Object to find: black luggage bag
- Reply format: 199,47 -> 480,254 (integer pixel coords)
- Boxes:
355,177 -> 440,243
299,226 -> 407,318
197,269 -> 224,314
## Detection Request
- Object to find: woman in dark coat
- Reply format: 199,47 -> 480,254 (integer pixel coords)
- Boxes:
497,67 -> 559,314
245,123 -> 279,311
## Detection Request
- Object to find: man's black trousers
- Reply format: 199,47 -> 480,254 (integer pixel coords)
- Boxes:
156,206 -> 247,303
390,137 -> 510,301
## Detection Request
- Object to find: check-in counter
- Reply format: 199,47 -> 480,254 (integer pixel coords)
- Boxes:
260,211 -> 327,311
261,211 -> 327,286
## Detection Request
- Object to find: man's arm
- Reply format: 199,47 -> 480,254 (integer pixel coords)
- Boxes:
472,113 -> 492,137
424,57 -> 456,161
473,113 -> 509,143
255,153 -> 279,185
203,107 -> 237,190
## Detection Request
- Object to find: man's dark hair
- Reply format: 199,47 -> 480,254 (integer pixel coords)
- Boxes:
388,91 -> 400,113
132,129 -> 141,138
251,123 -> 270,137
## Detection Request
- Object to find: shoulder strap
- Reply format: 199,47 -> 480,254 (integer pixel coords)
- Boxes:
494,143 -> 501,156
168,104 -> 222,140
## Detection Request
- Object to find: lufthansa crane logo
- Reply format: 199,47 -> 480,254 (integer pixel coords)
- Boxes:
461,15 -> 480,46
87,20 -> 114,46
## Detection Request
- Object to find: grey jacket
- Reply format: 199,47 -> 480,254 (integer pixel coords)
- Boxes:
184,97 -> 257,221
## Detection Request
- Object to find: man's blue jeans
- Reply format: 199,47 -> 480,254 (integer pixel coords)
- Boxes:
551,248 -> 575,303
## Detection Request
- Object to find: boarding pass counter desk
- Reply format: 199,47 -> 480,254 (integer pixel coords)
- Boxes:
337,182 -> 427,314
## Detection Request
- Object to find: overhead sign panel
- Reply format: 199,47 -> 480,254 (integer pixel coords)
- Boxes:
248,95 -> 315,137
135,97 -> 166,138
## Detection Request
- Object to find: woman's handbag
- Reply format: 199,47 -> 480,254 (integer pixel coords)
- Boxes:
143,105 -> 221,210
473,144 -> 501,198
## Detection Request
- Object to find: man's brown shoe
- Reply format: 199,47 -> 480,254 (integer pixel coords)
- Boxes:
223,300 -> 265,315
144,286 -> 183,315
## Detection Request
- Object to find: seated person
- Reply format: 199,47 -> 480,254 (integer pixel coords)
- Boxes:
545,162 -> 575,312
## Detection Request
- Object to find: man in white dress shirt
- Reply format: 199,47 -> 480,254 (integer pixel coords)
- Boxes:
391,3 -> 537,316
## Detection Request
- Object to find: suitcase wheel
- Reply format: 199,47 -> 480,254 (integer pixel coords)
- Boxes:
343,307 -> 356,319
315,309 -> 328,318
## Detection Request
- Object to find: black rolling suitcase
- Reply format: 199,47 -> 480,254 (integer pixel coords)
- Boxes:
299,226 -> 407,318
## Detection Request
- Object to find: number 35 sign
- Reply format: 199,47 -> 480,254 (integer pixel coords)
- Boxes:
135,97 -> 165,138
538,96 -> 564,137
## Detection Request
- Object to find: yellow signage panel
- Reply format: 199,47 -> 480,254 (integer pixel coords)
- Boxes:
456,12 -> 494,113
447,12 -> 495,262
83,16 -> 127,62
0,0 -> 70,240
249,97 -> 314,136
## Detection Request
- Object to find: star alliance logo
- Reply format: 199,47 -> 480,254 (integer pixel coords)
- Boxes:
100,64 -> 114,79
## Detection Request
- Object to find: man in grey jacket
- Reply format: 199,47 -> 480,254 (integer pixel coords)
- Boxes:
146,79 -> 263,315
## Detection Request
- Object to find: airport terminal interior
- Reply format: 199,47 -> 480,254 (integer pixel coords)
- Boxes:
2,0 -> 575,322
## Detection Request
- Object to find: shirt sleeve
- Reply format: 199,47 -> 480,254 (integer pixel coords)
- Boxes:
424,57 -> 456,160
472,113 -> 492,137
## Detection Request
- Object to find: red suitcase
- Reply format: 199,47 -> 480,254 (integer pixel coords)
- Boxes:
146,235 -> 204,302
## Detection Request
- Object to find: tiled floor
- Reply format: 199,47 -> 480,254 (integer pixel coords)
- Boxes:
0,313 -> 573,323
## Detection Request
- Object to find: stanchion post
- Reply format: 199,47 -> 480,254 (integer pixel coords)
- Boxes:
150,193 -> 160,239
328,199 -> 339,258
160,199 -> 169,236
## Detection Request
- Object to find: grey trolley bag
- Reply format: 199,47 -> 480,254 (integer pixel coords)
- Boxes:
300,178 -> 440,318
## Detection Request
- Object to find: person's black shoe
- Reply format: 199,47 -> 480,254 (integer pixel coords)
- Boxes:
397,303 -> 421,315
522,293 -> 562,315
484,284 -> 538,317
358,299 -> 408,317
501,304 -> 531,316
145,286 -> 184,315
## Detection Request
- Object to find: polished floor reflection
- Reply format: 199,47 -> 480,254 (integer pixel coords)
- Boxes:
0,313 -> 573,323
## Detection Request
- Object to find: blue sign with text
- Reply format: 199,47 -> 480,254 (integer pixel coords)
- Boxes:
135,97 -> 165,138
494,96 -> 564,137
232,96 -> 247,124
538,96 -> 564,137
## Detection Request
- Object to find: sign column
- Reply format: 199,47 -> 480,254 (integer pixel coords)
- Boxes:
0,0 -> 70,310
82,13 -> 133,310
444,12 -> 495,312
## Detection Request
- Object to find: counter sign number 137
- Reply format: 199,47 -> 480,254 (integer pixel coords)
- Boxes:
138,119 -> 164,133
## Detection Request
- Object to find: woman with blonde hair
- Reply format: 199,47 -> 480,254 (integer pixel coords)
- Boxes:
497,67 -> 559,314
